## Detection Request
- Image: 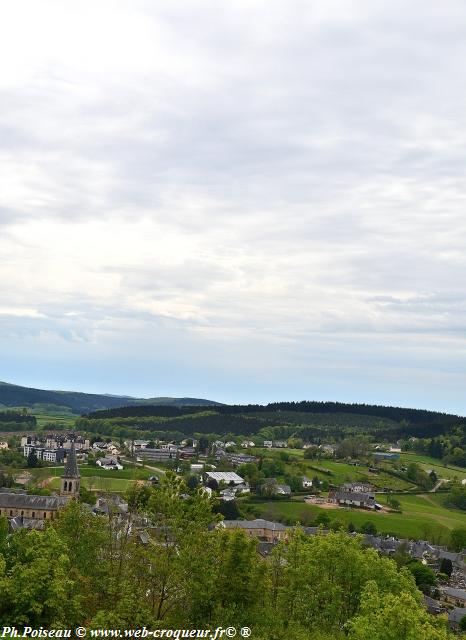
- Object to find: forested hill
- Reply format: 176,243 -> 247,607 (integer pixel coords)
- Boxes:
86,400 -> 464,425
79,401 -> 466,441
0,381 -> 220,414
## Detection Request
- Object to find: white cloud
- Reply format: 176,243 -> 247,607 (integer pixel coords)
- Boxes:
1,0 -> 466,409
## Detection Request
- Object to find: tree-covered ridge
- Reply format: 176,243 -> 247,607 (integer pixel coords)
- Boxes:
0,476 -> 454,638
0,380 -> 219,414
86,400 -> 464,424
0,411 -> 36,425
77,401 -> 465,442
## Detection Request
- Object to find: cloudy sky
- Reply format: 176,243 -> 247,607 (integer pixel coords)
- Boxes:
1,1 -> 466,412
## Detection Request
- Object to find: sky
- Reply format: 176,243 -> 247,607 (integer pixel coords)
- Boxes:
1,1 -> 466,412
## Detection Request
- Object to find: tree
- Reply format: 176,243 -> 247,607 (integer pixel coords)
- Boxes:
407,561 -> 437,594
314,512 -> 330,527
360,522 -> 377,535
0,527 -> 83,627
258,478 -> 278,498
439,558 -> 453,578
387,495 -> 401,511
459,615 -> 466,632
393,542 -> 411,568
187,475 -> 199,490
348,581 -> 452,640
449,527 -> 466,552
206,477 -> 219,491
197,437 -> 209,454
213,500 -> 240,520
26,449 -> 39,468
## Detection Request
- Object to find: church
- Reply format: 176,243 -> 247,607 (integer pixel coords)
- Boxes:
0,439 -> 81,525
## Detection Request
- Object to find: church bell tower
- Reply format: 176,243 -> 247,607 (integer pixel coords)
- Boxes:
61,436 -> 80,498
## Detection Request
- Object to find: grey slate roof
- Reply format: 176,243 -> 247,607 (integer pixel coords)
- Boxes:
449,607 -> 466,624
9,516 -> 45,531
444,587 -> 466,601
334,491 -> 375,504
423,595 -> 442,614
221,519 -> 288,531
0,492 -> 70,510
63,440 -> 80,478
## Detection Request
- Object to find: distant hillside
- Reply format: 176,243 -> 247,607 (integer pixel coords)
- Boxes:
78,400 -> 466,440
0,381 -> 220,414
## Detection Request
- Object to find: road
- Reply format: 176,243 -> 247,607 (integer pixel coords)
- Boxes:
121,458 -> 166,476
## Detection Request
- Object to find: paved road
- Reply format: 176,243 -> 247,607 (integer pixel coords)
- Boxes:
430,478 -> 447,492
122,458 -> 166,475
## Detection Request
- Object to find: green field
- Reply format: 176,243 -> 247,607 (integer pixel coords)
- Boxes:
242,492 -> 466,542
48,476 -> 137,492
399,453 -> 466,482
255,448 -> 415,491
28,463 -> 158,493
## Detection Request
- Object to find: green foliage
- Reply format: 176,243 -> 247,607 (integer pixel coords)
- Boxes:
26,449 -> 39,468
348,581 -> 451,639
0,482 -> 456,638
407,561 -> 437,594
440,558 -> 453,577
446,486 -> 466,511
449,527 -> 466,552
360,521 -> 377,535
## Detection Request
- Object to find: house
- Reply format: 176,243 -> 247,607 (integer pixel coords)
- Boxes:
96,457 -> 123,470
219,489 -> 236,501
241,441 -> 255,448
190,463 -> 204,473
160,443 -> 178,452
330,491 -> 377,510
448,607 -> 466,630
23,445 -> 66,463
273,441 -> 287,448
204,471 -> 245,486
219,519 -> 289,542
92,441 -> 108,450
138,448 -> 177,462
227,453 -> 258,466
442,587 -> 466,608
302,476 -> 313,489
133,439 -> 150,449
342,482 -> 374,493
178,446 -> 196,459
319,444 -> 336,455
0,441 -> 8,450
374,452 -> 400,461
93,495 -> 128,516
423,595 -> 443,615
263,441 -> 273,448
276,484 -> 291,496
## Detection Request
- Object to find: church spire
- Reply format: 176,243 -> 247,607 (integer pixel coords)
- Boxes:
60,436 -> 80,498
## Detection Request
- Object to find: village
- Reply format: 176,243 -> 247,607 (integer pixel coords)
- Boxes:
1,431 -> 466,632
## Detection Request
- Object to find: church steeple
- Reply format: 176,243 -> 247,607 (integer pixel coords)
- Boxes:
61,436 -> 80,498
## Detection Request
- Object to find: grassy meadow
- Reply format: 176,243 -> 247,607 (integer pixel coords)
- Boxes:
241,492 -> 466,541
